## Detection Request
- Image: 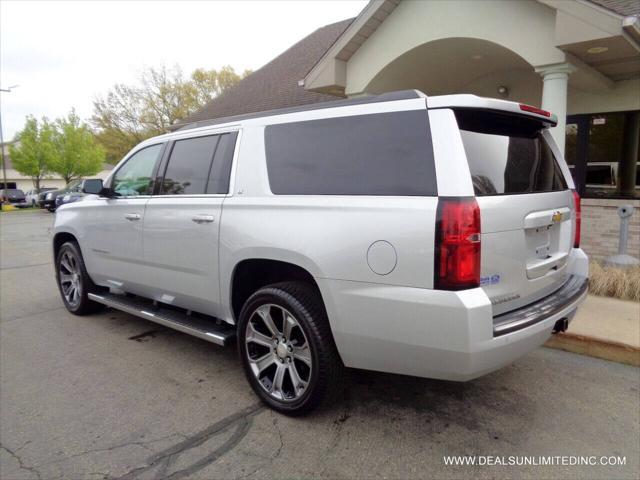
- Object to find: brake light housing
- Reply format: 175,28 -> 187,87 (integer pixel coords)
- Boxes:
519,103 -> 551,117
435,197 -> 481,290
572,189 -> 581,248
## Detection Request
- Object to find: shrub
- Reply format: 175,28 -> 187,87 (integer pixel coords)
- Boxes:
589,261 -> 640,302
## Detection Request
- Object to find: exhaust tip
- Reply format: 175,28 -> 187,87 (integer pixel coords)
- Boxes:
552,318 -> 569,334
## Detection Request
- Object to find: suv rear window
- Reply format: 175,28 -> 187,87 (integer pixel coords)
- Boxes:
265,110 -> 436,196
455,110 -> 567,196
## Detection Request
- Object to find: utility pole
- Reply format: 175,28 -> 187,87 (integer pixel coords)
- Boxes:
0,85 -> 19,203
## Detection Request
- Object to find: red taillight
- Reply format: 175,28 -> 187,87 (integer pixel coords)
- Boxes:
519,103 -> 551,117
572,189 -> 581,248
435,197 -> 481,290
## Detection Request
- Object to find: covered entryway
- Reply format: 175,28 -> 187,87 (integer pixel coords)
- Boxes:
306,1 -> 639,156
304,0 -> 640,259
364,37 -> 541,105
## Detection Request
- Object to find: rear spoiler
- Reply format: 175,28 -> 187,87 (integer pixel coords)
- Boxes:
427,94 -> 557,127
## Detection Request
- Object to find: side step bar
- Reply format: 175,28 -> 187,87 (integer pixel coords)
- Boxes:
88,292 -> 236,346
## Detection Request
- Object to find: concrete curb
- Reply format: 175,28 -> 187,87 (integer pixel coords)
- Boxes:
545,333 -> 640,367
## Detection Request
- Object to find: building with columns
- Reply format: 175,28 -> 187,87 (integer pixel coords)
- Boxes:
179,0 -> 640,260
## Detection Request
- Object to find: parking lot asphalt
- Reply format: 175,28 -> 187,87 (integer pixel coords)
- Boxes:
1,210 -> 639,480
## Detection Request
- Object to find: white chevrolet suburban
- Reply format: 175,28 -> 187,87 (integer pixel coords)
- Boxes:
53,90 -> 588,415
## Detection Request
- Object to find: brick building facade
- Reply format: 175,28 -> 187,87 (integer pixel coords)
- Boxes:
581,199 -> 640,260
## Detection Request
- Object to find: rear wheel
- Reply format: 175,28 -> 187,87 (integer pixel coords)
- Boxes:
238,282 -> 344,415
55,241 -> 103,315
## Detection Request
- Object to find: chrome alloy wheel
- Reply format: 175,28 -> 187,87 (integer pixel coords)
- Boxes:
59,250 -> 82,308
245,304 -> 312,402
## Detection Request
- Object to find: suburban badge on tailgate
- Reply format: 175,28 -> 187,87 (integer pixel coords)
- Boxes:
490,293 -> 522,305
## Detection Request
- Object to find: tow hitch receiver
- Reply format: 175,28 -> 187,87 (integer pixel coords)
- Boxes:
552,318 -> 569,334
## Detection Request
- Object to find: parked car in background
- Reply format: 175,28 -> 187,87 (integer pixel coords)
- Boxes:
55,190 -> 85,209
37,189 -> 54,208
53,91 -> 588,415
43,181 -> 82,212
25,187 -> 56,207
1,189 -> 28,208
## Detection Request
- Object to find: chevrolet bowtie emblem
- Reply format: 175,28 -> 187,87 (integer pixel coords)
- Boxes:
552,211 -> 562,223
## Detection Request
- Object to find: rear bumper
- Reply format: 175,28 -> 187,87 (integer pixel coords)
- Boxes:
493,275 -> 588,336
319,249 -> 589,381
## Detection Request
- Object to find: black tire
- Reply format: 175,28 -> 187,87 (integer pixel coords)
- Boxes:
55,241 -> 103,315
47,207 -> 55,212
237,282 -> 344,416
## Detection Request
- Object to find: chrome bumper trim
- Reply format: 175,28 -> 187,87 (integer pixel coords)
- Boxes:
493,275 -> 588,337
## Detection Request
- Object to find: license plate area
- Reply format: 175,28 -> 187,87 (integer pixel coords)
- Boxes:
524,208 -> 571,279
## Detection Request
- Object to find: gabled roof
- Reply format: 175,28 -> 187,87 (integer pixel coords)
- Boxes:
174,18 -> 353,128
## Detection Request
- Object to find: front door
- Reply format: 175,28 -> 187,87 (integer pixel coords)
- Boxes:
142,131 -> 238,318
82,143 -> 165,291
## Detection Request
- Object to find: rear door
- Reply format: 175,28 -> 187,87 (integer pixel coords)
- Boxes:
454,109 -> 575,315
142,131 -> 238,318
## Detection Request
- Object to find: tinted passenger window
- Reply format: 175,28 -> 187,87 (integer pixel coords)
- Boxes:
112,144 -> 163,197
456,110 -> 567,196
162,136 -> 219,195
207,132 -> 238,194
265,111 -> 436,196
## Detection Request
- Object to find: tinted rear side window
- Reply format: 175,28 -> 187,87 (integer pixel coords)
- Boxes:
161,135 -> 220,195
265,110 -> 436,196
455,110 -> 567,196
206,132 -> 238,194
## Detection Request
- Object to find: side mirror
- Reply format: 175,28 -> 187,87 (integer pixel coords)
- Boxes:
82,179 -> 112,197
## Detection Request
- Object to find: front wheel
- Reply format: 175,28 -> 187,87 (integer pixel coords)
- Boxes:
55,241 -> 103,315
238,282 -> 344,415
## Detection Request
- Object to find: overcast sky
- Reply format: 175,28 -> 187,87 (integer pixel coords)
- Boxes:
0,0 -> 366,140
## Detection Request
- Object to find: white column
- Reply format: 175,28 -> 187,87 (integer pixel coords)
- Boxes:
534,63 -> 576,156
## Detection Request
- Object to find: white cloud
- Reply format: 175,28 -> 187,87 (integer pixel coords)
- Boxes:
0,0 -> 366,140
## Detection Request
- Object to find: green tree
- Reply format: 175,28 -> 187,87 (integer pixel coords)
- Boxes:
92,65 -> 248,163
8,116 -> 57,191
50,111 -> 105,185
186,66 -> 251,107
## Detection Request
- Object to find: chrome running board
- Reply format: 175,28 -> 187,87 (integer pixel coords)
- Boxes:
88,292 -> 235,346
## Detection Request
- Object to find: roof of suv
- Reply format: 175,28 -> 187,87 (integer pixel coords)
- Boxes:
176,90 -> 425,132
137,90 -> 556,152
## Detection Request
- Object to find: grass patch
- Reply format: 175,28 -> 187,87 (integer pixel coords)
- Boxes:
0,206 -> 42,214
589,261 -> 640,302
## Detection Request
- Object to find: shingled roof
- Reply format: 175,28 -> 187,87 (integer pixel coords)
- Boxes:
176,18 -> 353,128
588,0 -> 640,17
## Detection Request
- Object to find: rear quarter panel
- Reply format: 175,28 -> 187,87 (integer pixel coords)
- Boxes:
219,124 -> 438,323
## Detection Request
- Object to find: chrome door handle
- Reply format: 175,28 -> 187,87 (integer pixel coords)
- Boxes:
192,214 -> 215,224
125,213 -> 141,221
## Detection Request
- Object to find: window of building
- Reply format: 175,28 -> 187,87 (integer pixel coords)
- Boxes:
264,110 -> 437,196
566,111 -> 639,199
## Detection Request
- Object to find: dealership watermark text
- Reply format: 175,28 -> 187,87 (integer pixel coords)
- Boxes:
443,455 -> 626,467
